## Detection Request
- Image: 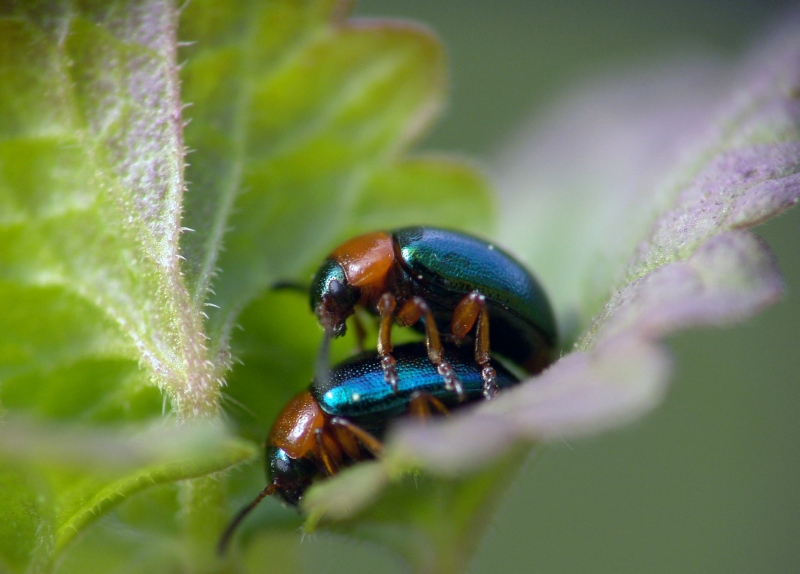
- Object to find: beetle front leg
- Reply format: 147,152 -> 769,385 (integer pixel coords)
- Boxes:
452,291 -> 498,399
396,297 -> 465,400
376,292 -> 399,393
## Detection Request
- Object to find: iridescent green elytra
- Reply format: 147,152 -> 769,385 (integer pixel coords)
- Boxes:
394,227 -> 557,371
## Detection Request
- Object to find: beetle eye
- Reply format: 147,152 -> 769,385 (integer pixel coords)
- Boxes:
328,279 -> 345,299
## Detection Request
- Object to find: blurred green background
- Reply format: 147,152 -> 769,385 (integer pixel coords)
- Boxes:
292,1 -> 800,572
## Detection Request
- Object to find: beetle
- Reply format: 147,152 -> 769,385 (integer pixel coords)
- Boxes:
217,342 -> 520,554
310,226 -> 557,399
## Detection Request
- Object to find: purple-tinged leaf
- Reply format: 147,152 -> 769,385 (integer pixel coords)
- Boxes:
588,231 -> 783,346
388,229 -> 783,474
389,336 -> 670,475
304,8 -> 800,519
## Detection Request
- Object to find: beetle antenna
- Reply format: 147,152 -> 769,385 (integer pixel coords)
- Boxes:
217,484 -> 276,556
314,329 -> 333,387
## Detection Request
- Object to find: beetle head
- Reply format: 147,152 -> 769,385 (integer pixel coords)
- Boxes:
310,259 -> 358,337
265,446 -> 317,506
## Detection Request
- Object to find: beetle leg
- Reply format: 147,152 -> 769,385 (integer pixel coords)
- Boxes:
475,305 -> 498,399
452,291 -> 498,399
396,297 -> 465,400
451,291 -> 482,342
314,428 -> 343,476
376,293 -> 399,393
331,421 -> 363,460
408,391 -> 450,419
330,417 -> 383,457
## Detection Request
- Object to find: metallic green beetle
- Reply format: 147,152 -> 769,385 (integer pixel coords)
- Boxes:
310,226 -> 557,398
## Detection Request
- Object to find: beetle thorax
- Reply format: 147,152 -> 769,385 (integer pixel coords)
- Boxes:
331,231 -> 397,305
266,391 -> 325,460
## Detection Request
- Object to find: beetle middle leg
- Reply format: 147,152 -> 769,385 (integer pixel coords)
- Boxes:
451,291 -> 498,399
377,293 -> 400,392
395,296 -> 465,400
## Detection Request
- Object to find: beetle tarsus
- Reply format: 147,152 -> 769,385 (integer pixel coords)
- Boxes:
481,364 -> 498,399
436,360 -> 465,401
380,354 -> 399,393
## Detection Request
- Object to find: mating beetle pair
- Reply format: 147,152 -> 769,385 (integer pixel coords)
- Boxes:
311,227 -> 557,398
218,227 -> 557,553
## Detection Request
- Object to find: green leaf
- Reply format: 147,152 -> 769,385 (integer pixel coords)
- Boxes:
0,416 -> 256,559
301,448 -> 532,573
0,467 -> 43,572
0,0 -> 495,571
180,0 -> 492,356
0,6 -> 215,415
0,3 -> 222,570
